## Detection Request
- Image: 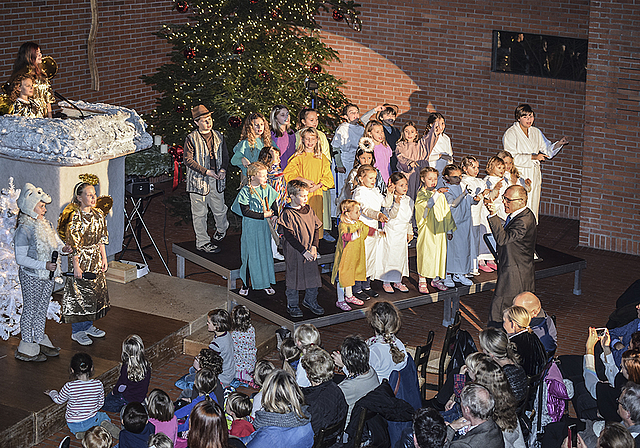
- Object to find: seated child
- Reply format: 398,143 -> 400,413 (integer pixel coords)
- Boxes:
175,368 -> 220,433
45,353 -> 120,439
103,334 -> 151,413
277,179 -> 324,318
226,392 -> 255,437
147,433 -> 173,448
207,309 -> 235,387
231,304 -> 257,385
119,402 -> 156,448
300,346 -> 348,435
251,360 -> 276,417
366,301 -> 407,381
82,426 -> 113,448
175,348 -> 224,404
294,324 -> 321,388
146,389 -> 178,444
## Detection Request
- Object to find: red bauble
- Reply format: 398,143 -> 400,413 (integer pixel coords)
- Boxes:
175,104 -> 186,113
310,64 -> 322,74
259,70 -> 271,82
183,48 -> 196,59
176,0 -> 189,13
233,44 -> 244,55
332,9 -> 344,21
228,116 -> 242,128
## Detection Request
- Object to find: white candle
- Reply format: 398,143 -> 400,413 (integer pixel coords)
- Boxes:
154,135 -> 162,146
160,144 -> 168,154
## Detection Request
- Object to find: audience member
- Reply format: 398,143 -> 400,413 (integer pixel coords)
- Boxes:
119,402 -> 155,448
413,408 -> 447,448
513,292 -> 557,357
503,306 -> 547,378
446,383 -> 505,448
82,426 -> 113,448
610,304 -> 640,367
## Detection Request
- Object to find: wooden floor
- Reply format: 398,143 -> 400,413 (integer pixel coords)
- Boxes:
0,306 -> 189,448
228,244 -> 586,331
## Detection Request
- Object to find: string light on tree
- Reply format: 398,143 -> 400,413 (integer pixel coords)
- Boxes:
310,63 -> 322,74
183,48 -> 196,59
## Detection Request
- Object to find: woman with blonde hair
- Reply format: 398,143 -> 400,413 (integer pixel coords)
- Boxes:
241,370 -> 313,447
503,306 -> 547,378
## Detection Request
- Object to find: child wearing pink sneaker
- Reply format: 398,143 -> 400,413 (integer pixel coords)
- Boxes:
331,199 -> 380,311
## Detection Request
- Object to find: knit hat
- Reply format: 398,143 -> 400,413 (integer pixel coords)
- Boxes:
192,105 -> 211,121
17,183 -> 52,219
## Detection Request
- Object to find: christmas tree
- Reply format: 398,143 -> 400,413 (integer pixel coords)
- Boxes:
143,0 -> 362,147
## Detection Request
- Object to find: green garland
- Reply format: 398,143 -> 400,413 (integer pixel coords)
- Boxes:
125,148 -> 173,178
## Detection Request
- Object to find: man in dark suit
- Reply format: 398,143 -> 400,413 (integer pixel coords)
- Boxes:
486,185 -> 537,327
446,383 -> 505,448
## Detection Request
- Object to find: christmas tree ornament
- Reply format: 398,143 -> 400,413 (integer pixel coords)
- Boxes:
259,70 -> 271,82
249,0 -> 259,4
176,0 -> 189,13
175,104 -> 186,113
270,7 -> 281,18
310,64 -> 322,74
228,116 -> 242,128
183,48 -> 196,59
233,44 -> 244,54
333,9 -> 344,21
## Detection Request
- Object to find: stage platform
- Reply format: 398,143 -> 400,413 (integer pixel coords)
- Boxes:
173,235 -> 338,289
227,245 -> 586,331
0,272 -> 229,448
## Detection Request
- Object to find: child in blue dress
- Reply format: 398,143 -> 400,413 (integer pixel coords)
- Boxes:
231,162 -> 279,296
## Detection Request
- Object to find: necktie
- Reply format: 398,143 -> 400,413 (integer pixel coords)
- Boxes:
504,215 -> 512,228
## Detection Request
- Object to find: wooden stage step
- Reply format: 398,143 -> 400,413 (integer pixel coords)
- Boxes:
183,320 -> 279,362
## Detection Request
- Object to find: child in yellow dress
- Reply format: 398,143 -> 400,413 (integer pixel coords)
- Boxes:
331,200 -> 380,311
283,127 -> 334,239
415,167 -> 456,293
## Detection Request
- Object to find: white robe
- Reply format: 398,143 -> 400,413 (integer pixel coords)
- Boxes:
460,175 -> 489,269
377,195 -> 414,283
428,133 -> 453,174
502,122 -> 563,222
444,184 -> 473,275
353,186 -> 389,279
485,175 -> 509,220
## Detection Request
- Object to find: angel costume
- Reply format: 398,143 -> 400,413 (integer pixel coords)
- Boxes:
11,98 -> 41,118
443,183 -> 473,276
376,195 -> 414,283
61,207 -> 110,324
461,174 -> 490,270
427,133 -> 453,174
502,122 -> 564,221
415,188 -> 456,279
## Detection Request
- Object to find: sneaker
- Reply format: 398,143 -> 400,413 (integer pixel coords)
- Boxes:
71,331 -> 93,346
442,275 -> 455,288
466,270 -> 480,277
85,325 -> 105,338
301,300 -> 325,316
197,242 -> 221,254
212,230 -> 226,242
393,282 -> 410,293
323,233 -> 336,243
344,295 -> 364,306
288,306 -> 303,318
75,431 -> 85,440
273,252 -> 285,261
336,301 -> 352,311
100,419 -> 121,439
431,279 -> 448,291
15,350 -> 47,362
353,290 -> 369,301
363,288 -> 379,298
453,273 -> 473,286
59,436 -> 71,448
478,264 -> 493,273
486,260 -> 498,270
382,283 -> 395,294
239,287 -> 249,296
264,288 -> 276,296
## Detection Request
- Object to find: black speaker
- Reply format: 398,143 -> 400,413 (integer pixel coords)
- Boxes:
126,178 -> 151,197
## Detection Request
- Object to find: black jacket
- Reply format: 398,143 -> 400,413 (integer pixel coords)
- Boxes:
303,380 -> 348,435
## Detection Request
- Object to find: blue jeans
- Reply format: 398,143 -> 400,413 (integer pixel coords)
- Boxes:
286,288 -> 318,309
67,411 -> 110,435
354,279 -> 370,293
72,321 -> 93,334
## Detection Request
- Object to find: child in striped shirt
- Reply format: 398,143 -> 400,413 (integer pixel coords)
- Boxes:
45,353 -> 119,439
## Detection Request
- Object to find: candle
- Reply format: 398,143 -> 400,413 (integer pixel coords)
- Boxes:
160,144 -> 168,154
154,135 -> 162,146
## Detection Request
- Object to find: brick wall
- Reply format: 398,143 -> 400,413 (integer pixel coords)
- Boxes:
316,0 -> 590,221
0,0 -> 184,116
580,0 -> 640,254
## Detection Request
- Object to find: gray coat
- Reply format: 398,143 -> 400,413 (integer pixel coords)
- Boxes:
184,129 -> 227,195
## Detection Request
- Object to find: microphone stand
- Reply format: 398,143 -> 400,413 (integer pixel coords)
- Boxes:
54,91 -> 86,119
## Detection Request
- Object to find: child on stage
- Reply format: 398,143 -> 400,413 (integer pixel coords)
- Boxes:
230,112 -> 272,180
415,167 -> 456,292
277,180 -> 325,318
14,183 -> 71,361
258,146 -> 286,260
231,162 -> 278,296
460,156 -> 491,275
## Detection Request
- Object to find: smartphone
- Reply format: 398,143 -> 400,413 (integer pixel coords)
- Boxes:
595,328 -> 607,337
568,423 -> 577,448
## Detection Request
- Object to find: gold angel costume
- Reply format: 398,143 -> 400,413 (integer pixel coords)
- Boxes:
59,205 -> 110,323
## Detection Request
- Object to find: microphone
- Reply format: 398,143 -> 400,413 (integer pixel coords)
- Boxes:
49,251 -> 58,280
62,272 -> 97,280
